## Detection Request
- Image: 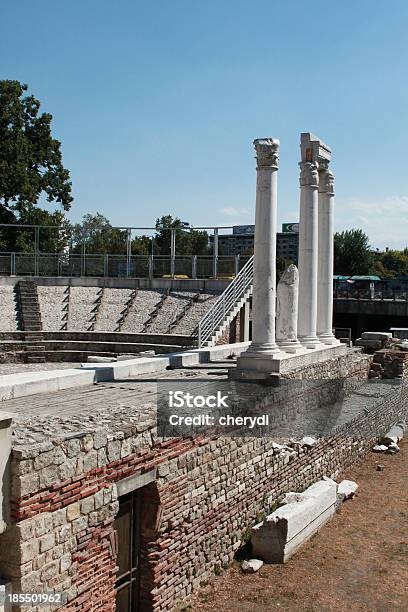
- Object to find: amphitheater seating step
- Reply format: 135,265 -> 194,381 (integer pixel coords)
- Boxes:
17,281 -> 43,332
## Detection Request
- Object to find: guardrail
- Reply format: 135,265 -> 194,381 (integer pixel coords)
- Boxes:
197,256 -> 254,347
0,252 -> 251,280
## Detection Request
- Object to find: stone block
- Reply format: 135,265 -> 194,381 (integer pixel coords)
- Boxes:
66,503 -> 81,522
39,532 -> 55,553
251,479 -> 337,563
361,332 -> 392,341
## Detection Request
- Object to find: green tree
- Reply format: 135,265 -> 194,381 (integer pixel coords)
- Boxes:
334,229 -> 373,276
70,213 -> 127,254
0,80 -> 73,216
373,249 -> 408,278
131,235 -> 152,255
154,215 -> 209,256
276,256 -> 293,281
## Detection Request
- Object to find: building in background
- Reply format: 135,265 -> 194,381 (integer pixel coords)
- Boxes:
214,224 -> 299,263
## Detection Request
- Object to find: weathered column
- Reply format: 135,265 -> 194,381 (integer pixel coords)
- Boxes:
297,135 -> 320,348
276,264 -> 302,353
317,160 -> 337,344
239,138 -> 280,361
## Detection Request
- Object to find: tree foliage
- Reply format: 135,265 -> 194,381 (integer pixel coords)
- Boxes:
70,213 -> 127,254
334,229 -> 373,276
0,80 -> 73,215
153,215 -> 209,255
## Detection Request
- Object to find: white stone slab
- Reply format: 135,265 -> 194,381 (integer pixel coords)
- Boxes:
0,369 -> 97,402
251,479 -> 337,563
81,357 -> 170,381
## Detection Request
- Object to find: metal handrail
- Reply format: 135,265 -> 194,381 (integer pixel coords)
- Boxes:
196,255 -> 254,347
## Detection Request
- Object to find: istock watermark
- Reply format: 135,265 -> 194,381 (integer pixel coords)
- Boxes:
156,378 -> 403,439
168,390 -> 230,408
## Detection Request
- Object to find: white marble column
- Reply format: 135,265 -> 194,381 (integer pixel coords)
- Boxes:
317,160 -> 337,344
240,138 -> 280,359
297,150 -> 320,349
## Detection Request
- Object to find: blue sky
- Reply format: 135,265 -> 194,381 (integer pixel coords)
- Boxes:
2,1 -> 408,248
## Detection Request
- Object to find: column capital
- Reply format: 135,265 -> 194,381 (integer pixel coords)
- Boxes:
318,164 -> 335,195
299,161 -> 319,187
253,138 -> 280,170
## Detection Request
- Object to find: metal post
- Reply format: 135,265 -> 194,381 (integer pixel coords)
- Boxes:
192,255 -> 197,279
81,237 -> 86,277
148,255 -> 153,280
104,254 -> 108,277
213,228 -> 218,279
11,252 -> 16,276
126,228 -> 132,277
235,254 -> 240,277
34,226 -> 40,276
170,228 -> 176,278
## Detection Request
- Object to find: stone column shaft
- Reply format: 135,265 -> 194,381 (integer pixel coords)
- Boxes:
243,138 -> 280,357
317,164 -> 336,343
297,160 -> 320,348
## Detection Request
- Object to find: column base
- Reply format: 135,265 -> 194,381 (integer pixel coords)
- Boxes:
277,339 -> 304,354
243,341 -> 281,357
317,332 -> 338,345
298,335 -> 321,350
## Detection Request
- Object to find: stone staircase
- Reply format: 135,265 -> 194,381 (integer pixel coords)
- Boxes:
196,256 -> 254,347
17,281 -> 46,362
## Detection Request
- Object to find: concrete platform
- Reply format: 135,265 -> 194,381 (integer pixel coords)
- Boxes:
231,343 -> 347,380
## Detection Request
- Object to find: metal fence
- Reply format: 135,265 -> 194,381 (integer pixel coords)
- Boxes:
0,252 -> 251,279
334,281 -> 408,301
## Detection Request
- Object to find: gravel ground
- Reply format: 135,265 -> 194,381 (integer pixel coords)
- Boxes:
0,362 -> 80,376
188,438 -> 408,612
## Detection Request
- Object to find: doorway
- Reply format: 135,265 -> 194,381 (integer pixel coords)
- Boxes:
114,490 -> 142,612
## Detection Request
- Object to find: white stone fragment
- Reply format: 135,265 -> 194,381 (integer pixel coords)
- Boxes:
241,559 -> 264,573
87,356 -> 117,363
386,442 -> 400,454
382,421 -> 405,445
337,480 -> 358,501
372,444 -> 388,453
301,436 -> 317,447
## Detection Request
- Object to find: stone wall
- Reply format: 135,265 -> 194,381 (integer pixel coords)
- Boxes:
0,352 -> 407,611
